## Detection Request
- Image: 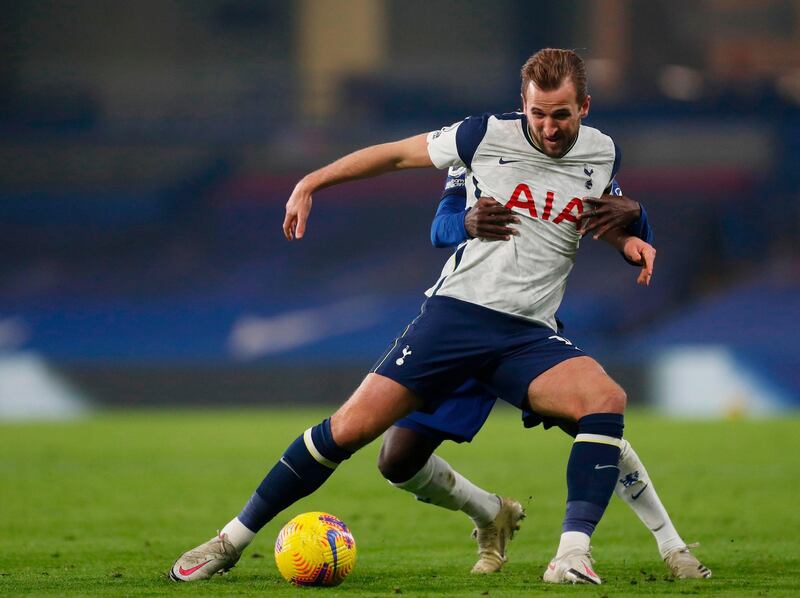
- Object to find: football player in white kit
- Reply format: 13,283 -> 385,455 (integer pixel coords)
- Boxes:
171,48 -> 668,586
376,168 -> 710,580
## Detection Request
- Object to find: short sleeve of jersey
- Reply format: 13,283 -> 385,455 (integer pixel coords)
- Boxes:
427,113 -> 491,170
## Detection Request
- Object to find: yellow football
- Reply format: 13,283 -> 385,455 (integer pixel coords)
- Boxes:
274,511 -> 357,586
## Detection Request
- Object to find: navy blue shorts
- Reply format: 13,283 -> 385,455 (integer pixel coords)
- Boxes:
394,382 -> 565,443
394,381 -> 497,443
372,295 -> 586,440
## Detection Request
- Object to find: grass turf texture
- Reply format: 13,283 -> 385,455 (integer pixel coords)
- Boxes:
2,408 -> 799,597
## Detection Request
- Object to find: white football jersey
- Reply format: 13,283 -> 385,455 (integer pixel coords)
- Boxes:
425,112 -> 619,330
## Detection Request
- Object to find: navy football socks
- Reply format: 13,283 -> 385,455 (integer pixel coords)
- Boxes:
562,413 -> 624,536
237,418 -> 352,532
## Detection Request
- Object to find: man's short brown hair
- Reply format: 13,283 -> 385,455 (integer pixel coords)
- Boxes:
520,48 -> 587,103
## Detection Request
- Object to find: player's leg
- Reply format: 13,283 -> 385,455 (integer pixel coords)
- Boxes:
378,385 -> 499,524
615,440 -> 712,578
369,295 -> 526,573
379,425 -> 502,525
551,420 -> 710,577
527,355 -> 626,585
170,373 -> 422,582
379,422 -> 524,573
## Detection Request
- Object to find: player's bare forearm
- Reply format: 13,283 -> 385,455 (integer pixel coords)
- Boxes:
284,134 -> 432,240
596,226 -> 628,251
301,134 -> 432,193
597,228 -> 656,285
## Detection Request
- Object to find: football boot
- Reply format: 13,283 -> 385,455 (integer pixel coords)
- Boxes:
169,532 -> 241,582
471,496 -> 525,573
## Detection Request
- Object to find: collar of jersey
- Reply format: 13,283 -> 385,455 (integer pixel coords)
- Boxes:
520,115 -> 579,159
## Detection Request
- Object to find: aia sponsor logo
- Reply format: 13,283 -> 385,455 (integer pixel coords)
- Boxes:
505,183 -> 584,225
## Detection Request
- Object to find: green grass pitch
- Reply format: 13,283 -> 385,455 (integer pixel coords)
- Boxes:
2,407 -> 799,596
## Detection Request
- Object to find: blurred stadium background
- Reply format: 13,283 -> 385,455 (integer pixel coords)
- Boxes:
1,0 -> 799,421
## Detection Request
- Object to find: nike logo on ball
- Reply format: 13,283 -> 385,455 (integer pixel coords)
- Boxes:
594,464 -> 619,470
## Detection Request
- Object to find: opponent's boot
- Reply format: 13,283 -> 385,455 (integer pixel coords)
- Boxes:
664,543 -> 712,579
471,497 -> 525,573
542,548 -> 602,585
169,532 -> 241,581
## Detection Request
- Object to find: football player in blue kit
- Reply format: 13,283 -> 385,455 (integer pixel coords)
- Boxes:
376,167 -> 710,579
171,48 -> 690,586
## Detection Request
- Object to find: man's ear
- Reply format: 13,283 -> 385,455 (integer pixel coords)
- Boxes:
580,94 -> 591,118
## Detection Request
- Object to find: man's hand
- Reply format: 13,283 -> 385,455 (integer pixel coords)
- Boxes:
621,237 -> 656,286
465,197 -> 520,241
578,194 -> 641,240
283,180 -> 313,240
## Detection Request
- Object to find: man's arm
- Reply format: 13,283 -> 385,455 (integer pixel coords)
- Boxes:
577,179 -> 653,244
432,197 -> 521,247
431,167 -> 521,247
600,228 -> 656,286
284,133 -> 432,240
431,193 -> 469,247
431,168 -> 469,247
576,177 -> 654,269
623,202 -> 653,244
579,194 -> 653,242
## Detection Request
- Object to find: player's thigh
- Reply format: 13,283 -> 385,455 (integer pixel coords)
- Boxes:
331,373 -> 423,451
526,356 -> 626,421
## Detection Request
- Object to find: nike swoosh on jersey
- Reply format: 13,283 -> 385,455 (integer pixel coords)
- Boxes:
631,484 -> 648,500
594,464 -> 619,470
498,157 -> 520,164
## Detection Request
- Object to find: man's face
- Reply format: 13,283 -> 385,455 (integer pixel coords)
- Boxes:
521,79 -> 590,158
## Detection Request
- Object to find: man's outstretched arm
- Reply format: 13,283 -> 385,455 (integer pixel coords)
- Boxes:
284,133 -> 432,240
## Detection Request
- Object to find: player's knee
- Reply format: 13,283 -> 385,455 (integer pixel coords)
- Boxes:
593,384 -> 626,414
377,442 -> 420,483
377,426 -> 435,483
577,381 -> 626,418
